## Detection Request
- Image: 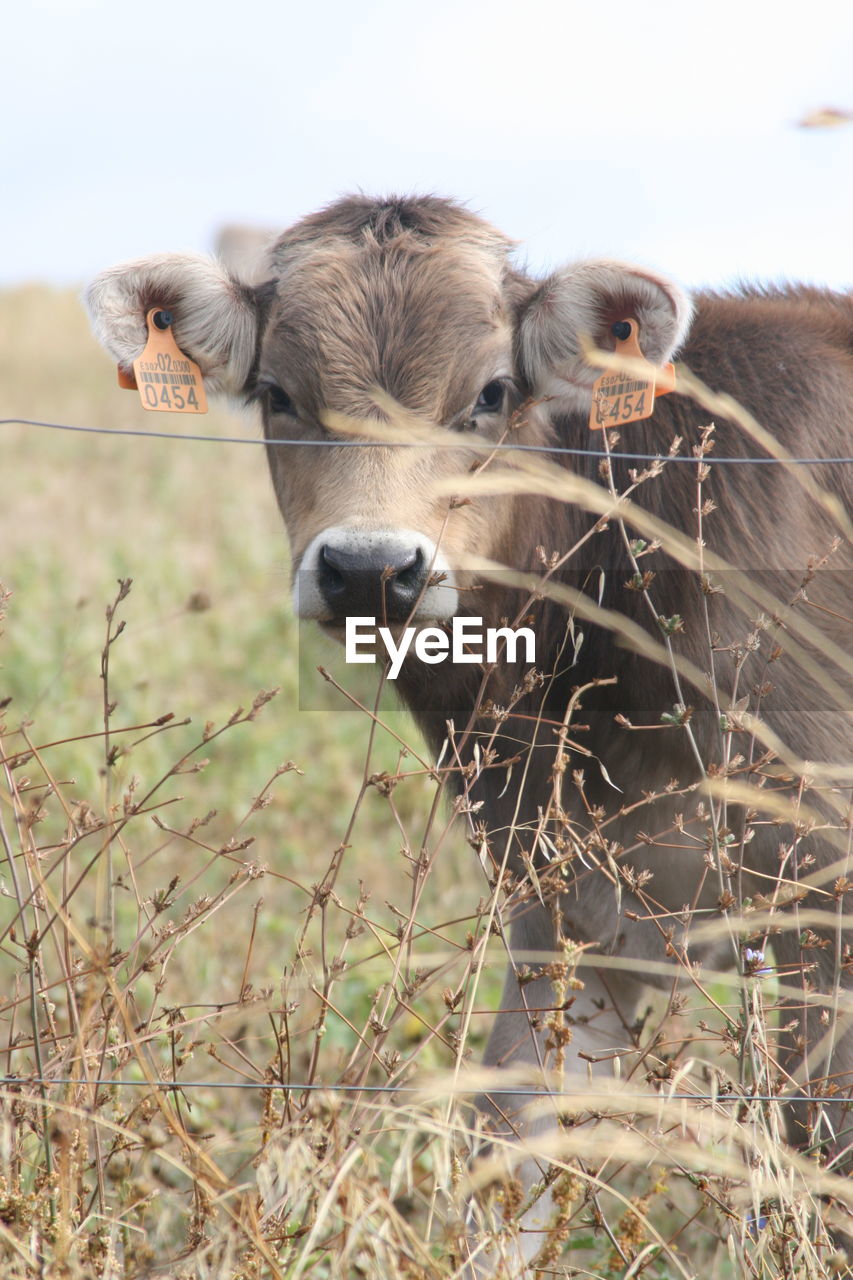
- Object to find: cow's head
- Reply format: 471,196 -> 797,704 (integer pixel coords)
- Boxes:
87,196 -> 692,631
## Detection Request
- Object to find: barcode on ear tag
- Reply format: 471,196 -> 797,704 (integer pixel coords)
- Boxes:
589,319 -> 656,431
128,309 -> 208,414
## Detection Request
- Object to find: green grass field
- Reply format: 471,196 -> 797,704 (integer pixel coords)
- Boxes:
1,286 -> 850,1279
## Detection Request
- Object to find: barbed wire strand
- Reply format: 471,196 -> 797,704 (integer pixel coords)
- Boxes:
0,1076 -> 847,1102
4,418 -> 852,466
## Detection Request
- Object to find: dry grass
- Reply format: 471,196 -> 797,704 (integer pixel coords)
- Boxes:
0,287 -> 850,1278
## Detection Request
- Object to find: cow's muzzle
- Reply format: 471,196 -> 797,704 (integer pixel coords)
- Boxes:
294,527 -> 458,624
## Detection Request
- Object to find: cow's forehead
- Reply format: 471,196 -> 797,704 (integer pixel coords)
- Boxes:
258,227 -> 521,423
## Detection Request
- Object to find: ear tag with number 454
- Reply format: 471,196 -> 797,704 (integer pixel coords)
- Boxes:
589,319 -> 674,431
117,308 -> 208,414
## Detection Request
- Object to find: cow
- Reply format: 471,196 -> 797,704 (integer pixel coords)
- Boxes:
86,195 -> 851,1270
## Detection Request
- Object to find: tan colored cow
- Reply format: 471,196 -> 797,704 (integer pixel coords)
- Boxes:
88,196 -> 851,1269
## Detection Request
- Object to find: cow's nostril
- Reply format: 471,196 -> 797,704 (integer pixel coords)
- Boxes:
319,546 -> 348,595
390,547 -> 422,588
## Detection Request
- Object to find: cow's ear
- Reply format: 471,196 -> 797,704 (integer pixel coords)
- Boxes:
517,259 -> 693,415
85,254 -> 259,395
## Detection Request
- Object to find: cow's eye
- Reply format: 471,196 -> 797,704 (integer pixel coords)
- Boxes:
474,380 -> 506,413
261,381 -> 295,416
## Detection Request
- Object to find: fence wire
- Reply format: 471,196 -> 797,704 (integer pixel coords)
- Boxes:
1,1076 -> 847,1102
4,417 -> 852,466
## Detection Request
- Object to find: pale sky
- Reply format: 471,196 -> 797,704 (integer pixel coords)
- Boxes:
2,0 -> 852,291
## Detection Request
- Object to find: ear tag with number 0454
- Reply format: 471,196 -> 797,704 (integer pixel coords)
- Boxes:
118,308 -> 208,414
588,319 -> 674,432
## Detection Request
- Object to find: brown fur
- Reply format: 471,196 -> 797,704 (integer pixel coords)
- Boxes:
87,196 -> 852,1264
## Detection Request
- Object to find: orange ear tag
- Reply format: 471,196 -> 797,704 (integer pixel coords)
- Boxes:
119,308 -> 208,414
588,319 -> 674,432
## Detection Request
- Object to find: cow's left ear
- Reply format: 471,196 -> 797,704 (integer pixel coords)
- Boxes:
85,254 -> 260,395
517,259 -> 693,415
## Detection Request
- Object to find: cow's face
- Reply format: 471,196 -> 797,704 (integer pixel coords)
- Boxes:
256,213 -> 534,628
86,197 -> 692,632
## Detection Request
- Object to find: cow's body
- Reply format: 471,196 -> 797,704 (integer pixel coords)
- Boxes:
87,196 -> 851,1269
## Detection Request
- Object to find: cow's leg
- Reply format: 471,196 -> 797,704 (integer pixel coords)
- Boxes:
772,929 -> 853,1183
462,915 -> 652,1276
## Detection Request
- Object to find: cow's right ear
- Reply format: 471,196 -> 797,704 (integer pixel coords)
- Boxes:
85,254 -> 260,395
